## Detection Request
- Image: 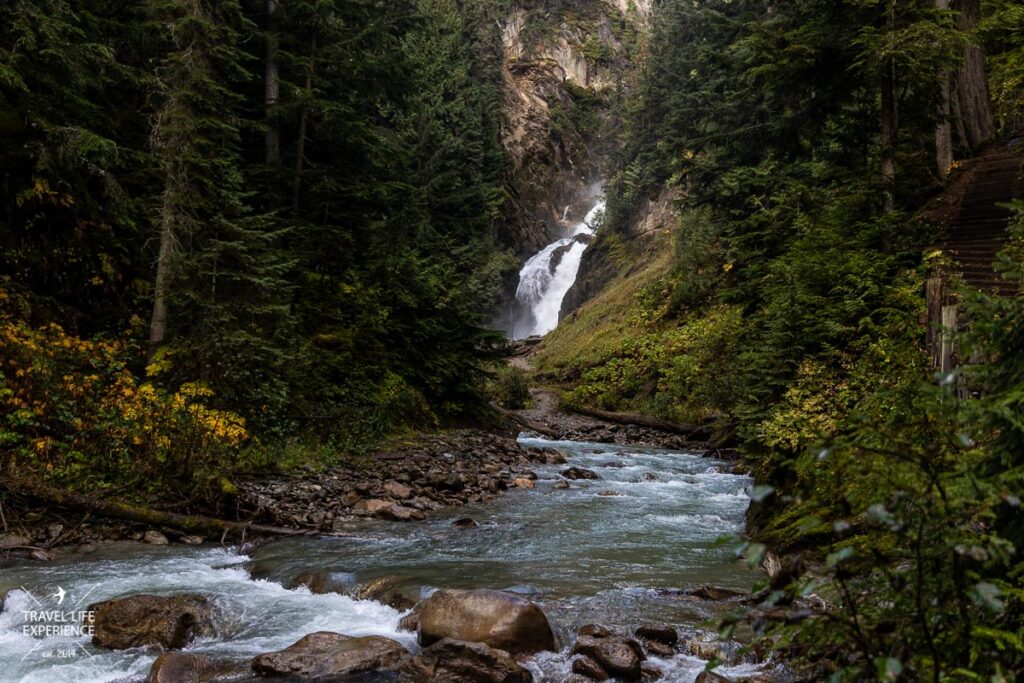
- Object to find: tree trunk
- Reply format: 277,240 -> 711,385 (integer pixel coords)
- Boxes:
264,0 -> 280,165
7,478 -> 312,540
881,58 -> 897,213
148,191 -> 174,360
935,0 -> 954,178
881,0 -> 897,213
951,0 -> 995,151
292,27 -> 318,213
489,402 -> 559,438
568,404 -> 712,436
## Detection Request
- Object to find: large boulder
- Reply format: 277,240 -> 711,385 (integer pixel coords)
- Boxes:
418,588 -> 555,654
148,653 -> 244,683
88,594 -> 217,650
399,638 -> 531,683
251,631 -> 406,679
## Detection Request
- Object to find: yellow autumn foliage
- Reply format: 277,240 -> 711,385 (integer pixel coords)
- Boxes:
0,294 -> 248,497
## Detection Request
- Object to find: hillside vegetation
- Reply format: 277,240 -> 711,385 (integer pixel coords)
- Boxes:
538,0 -> 1024,678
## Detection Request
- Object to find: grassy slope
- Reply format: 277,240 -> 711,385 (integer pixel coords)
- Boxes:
532,231 -> 673,383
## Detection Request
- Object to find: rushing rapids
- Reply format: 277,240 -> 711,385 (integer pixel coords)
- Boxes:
0,437 -> 771,682
512,201 -> 605,339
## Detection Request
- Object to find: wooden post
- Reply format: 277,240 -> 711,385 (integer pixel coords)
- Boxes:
940,304 -> 958,375
926,273 -> 945,368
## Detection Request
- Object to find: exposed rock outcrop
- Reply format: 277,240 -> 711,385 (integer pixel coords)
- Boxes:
495,0 -> 648,268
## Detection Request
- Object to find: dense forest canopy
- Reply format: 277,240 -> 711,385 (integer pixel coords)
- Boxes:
1,0 -> 517,470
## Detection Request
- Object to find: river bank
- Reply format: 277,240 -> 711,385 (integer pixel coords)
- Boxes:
1,435 -> 782,683
0,392 -> 709,560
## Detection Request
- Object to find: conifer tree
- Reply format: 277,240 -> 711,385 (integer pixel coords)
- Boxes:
147,0 -> 292,423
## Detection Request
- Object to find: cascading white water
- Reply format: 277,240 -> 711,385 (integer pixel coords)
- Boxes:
512,200 -> 605,339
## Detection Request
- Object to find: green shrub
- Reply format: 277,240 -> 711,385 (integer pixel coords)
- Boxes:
490,366 -> 531,410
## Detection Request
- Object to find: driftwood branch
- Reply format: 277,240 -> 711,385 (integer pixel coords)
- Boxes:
5,480 -> 312,540
567,405 -> 711,436
489,402 -> 560,438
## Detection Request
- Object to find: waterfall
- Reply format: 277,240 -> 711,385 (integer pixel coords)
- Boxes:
511,200 -> 605,339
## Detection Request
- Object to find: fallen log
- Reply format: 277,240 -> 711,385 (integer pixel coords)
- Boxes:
489,402 -> 560,438
4,479 -> 312,540
568,405 -> 711,436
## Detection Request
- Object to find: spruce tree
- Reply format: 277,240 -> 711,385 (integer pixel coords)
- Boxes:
147,0 -> 292,425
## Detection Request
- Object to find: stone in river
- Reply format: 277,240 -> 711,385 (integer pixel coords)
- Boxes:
452,517 -> 479,528
683,585 -> 745,601
292,570 -> 353,595
635,623 -> 678,644
578,623 -> 613,638
554,480 -> 570,489
399,638 -> 531,683
356,575 -> 418,611
511,477 -> 535,488
573,636 -> 645,680
88,594 -> 217,650
251,631 -> 406,679
641,661 -> 664,680
377,504 -> 426,522
352,499 -> 392,516
694,673 -> 732,683
643,639 -> 675,657
149,652 -> 244,683
417,588 -> 555,654
592,638 -> 644,680
384,480 -> 414,499
143,530 -> 169,545
545,450 -> 568,464
561,467 -> 601,480
572,655 -> 610,680
687,634 -> 731,662
398,610 -> 420,633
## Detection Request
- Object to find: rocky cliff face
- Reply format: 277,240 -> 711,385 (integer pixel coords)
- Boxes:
496,1 -> 648,256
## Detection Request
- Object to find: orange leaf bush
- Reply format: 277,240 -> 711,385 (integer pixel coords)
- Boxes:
1,289 -> 248,500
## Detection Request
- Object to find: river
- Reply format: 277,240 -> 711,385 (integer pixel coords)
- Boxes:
0,437 -> 769,682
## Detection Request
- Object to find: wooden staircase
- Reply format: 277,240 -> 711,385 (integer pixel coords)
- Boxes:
924,143 -> 1022,371
937,147 -> 1023,295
